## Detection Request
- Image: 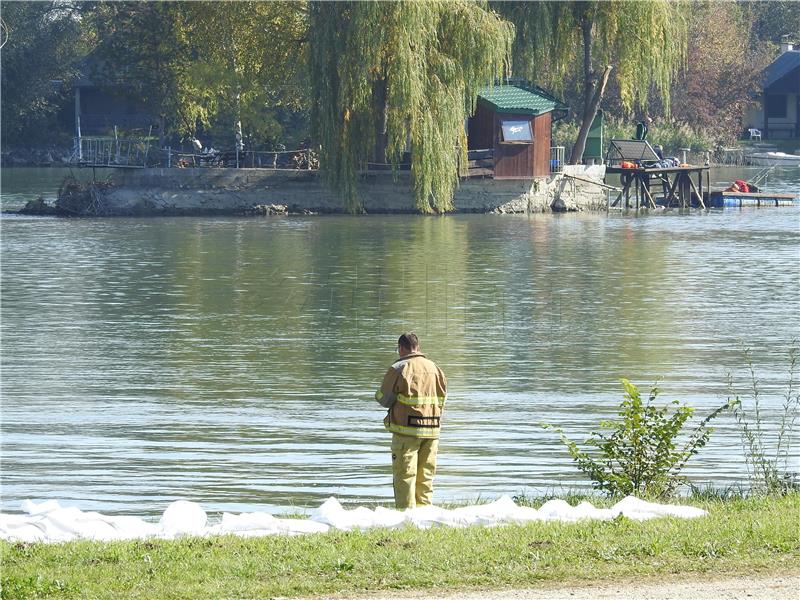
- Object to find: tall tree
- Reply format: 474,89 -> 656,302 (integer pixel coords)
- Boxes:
90,1 -> 189,147
176,1 -> 308,149
743,0 -> 800,46
497,1 -> 688,164
309,1 -> 514,213
672,1 -> 769,142
0,1 -> 85,146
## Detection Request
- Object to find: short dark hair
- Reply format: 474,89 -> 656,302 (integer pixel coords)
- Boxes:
398,332 -> 419,351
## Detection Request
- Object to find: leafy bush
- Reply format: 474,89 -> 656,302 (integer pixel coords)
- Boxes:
552,117 -> 715,160
544,379 -> 728,498
728,344 -> 800,495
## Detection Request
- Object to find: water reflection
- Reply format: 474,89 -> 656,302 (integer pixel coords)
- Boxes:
1,171 -> 799,516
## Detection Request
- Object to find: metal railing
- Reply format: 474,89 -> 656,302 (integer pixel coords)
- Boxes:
72,136 -> 152,168
550,146 -> 565,173
166,148 -> 319,170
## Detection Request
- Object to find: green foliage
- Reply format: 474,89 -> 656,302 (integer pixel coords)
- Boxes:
309,1 -> 514,213
90,1 -> 190,144
175,1 -> 308,146
553,117 -> 715,156
0,1 -> 85,145
90,1 -> 309,149
728,344 -> 800,495
497,1 -> 688,115
496,1 -> 688,163
746,0 -> 800,47
648,122 -> 715,153
544,379 -> 728,498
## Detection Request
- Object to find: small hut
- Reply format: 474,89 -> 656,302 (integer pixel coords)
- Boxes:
468,81 -> 566,178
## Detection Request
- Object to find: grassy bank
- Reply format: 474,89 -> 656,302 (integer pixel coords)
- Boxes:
2,493 -> 798,599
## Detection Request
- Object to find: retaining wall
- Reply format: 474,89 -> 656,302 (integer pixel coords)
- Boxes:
96,166 -> 608,214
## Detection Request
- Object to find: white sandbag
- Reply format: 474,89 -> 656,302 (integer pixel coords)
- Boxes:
0,513 -> 51,543
613,496 -> 707,520
0,495 -> 707,544
21,499 -> 62,516
160,500 -> 207,536
212,511 -> 330,536
450,495 -> 543,524
311,497 -> 406,530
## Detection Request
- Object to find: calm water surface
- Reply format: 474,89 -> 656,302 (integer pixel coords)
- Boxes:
1,168 -> 799,516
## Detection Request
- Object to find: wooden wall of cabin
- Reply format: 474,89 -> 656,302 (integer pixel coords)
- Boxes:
467,104 -> 553,177
532,112 -> 552,177
493,111 -> 534,178
467,102 -> 494,150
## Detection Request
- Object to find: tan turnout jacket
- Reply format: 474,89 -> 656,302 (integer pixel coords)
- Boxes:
375,353 -> 447,438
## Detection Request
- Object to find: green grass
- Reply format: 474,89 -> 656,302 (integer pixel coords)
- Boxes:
2,493 -> 798,599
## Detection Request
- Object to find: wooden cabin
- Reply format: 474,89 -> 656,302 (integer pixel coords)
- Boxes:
468,82 -> 566,178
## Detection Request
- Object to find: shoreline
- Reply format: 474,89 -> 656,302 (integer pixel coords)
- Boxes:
3,493 -> 798,599
11,165 -> 609,217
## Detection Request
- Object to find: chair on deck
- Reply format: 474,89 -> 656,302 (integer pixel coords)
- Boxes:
748,128 -> 762,141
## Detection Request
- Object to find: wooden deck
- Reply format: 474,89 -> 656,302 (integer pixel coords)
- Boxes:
606,165 -> 710,209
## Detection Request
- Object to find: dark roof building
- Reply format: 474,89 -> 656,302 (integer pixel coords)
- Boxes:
750,42 -> 800,140
764,49 -> 800,92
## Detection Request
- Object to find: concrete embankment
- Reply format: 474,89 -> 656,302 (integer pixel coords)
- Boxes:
24,166 -> 609,216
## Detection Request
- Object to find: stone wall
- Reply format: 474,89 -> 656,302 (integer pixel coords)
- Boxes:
94,166 -> 608,215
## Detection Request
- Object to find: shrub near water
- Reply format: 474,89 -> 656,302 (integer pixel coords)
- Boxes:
544,379 -> 729,498
729,344 -> 800,494
552,118 -> 715,158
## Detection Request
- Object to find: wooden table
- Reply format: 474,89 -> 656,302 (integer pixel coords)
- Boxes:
606,165 -> 711,209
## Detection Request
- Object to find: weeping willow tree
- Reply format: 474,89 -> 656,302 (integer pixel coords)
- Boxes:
310,1 -> 514,213
495,1 -> 688,164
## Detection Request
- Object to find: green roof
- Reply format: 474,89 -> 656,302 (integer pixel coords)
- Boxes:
477,83 -> 565,115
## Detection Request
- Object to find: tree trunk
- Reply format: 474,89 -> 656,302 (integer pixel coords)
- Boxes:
570,65 -> 612,165
372,76 -> 388,164
580,15 -> 593,117
158,114 -> 166,150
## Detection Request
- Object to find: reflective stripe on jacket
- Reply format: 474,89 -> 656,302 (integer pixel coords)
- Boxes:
375,353 -> 447,438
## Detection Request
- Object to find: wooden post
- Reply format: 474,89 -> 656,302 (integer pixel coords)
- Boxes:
625,178 -> 633,210
665,173 -> 680,207
682,175 -> 691,208
74,88 -> 82,161
687,176 -> 705,209
642,174 -> 656,208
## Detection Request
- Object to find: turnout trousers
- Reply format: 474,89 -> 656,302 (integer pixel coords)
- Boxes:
391,433 -> 439,509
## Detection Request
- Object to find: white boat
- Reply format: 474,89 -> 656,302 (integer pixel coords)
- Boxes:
748,151 -> 800,167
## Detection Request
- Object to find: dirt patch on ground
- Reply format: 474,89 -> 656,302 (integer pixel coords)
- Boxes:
326,573 -> 798,600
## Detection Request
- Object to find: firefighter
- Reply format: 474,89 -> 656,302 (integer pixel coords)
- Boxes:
375,333 -> 448,509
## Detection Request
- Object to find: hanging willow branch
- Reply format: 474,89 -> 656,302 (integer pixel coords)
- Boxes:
310,1 -> 513,213
497,0 -> 687,116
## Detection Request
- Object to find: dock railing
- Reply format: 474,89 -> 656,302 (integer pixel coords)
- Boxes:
72,136 -> 152,168
166,148 -> 319,170
550,146 -> 565,173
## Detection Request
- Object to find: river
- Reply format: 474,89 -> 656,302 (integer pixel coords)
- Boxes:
1,167 -> 799,516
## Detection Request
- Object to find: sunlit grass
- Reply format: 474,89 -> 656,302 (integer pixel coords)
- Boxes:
2,493 -> 798,599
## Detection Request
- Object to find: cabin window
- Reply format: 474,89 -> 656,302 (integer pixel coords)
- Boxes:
500,120 -> 532,143
766,95 -> 787,119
